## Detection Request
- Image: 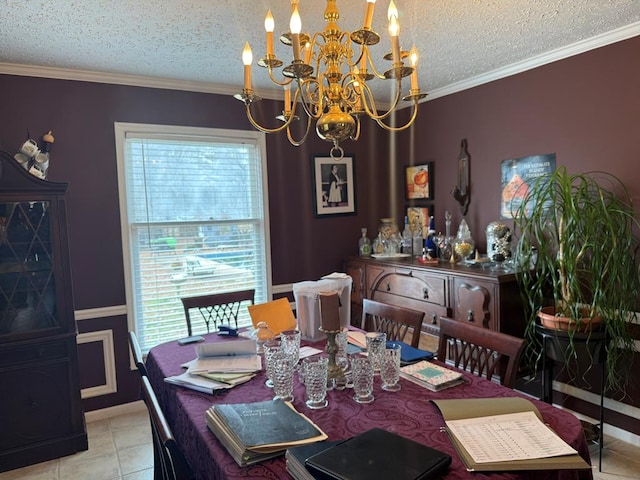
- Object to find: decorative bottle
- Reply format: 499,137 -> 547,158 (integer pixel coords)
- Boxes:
412,220 -> 423,258
358,228 -> 372,257
438,210 -> 453,261
424,216 -> 437,258
401,216 -> 412,255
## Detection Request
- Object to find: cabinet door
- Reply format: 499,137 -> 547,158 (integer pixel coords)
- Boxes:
0,201 -> 60,337
0,359 -> 74,451
452,278 -> 496,330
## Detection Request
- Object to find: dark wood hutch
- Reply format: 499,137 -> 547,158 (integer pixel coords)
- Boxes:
0,150 -> 87,472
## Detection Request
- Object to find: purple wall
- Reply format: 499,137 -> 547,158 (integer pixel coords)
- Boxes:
396,36 -> 640,249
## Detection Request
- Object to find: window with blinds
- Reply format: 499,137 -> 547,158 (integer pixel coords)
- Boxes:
114,123 -> 270,352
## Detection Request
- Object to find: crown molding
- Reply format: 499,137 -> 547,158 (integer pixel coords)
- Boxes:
425,21 -> 640,102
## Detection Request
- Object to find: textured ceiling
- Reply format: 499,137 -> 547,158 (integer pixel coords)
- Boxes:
0,1 -> 639,102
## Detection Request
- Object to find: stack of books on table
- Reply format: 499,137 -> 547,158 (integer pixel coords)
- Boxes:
399,360 -> 465,392
165,339 -> 260,394
206,399 -> 327,467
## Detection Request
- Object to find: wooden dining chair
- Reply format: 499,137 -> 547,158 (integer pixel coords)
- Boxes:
436,316 -> 525,388
361,298 -> 426,348
140,375 -> 195,480
128,330 -> 147,377
181,289 -> 255,336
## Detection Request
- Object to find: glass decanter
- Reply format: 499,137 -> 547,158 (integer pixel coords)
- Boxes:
452,218 -> 475,262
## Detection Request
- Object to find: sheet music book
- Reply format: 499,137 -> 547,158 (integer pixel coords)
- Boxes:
206,399 -> 327,467
432,397 -> 591,472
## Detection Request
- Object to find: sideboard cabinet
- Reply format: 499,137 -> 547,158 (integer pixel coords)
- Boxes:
345,256 -> 526,347
0,150 -> 87,472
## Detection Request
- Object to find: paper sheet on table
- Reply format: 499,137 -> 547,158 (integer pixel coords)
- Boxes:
195,339 -> 256,358
445,411 -> 577,464
347,331 -> 367,349
187,354 -> 262,374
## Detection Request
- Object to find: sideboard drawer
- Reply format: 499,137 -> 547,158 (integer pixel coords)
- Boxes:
369,269 -> 447,307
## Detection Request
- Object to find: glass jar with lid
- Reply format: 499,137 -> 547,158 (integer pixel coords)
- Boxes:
452,218 -> 475,261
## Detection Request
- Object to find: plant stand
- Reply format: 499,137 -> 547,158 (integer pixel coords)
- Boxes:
535,324 -> 607,471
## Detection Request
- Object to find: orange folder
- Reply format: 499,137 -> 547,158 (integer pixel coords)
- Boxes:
247,297 -> 297,335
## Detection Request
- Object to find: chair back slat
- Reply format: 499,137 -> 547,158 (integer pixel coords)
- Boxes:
361,299 -> 425,348
436,316 -> 525,388
181,289 -> 255,336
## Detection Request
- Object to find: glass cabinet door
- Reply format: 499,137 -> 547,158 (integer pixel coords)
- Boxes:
0,201 -> 58,335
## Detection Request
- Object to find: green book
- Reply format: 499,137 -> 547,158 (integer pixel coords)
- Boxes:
206,399 -> 327,466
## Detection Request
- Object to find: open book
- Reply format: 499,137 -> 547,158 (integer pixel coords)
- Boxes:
432,397 -> 591,472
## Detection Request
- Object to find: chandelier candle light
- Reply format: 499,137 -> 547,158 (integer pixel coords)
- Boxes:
235,0 -> 427,159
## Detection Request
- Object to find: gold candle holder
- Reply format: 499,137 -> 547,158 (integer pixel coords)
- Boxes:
321,328 -> 346,389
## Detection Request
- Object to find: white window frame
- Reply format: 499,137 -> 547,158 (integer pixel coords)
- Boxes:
114,123 -> 271,350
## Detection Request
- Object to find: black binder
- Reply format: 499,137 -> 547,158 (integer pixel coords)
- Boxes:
305,428 -> 451,480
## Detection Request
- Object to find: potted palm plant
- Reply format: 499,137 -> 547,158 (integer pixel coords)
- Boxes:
513,166 -> 640,392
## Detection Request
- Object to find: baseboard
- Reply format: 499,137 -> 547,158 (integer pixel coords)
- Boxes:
85,400 -> 146,423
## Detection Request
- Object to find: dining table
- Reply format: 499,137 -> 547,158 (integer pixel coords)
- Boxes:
145,332 -> 594,480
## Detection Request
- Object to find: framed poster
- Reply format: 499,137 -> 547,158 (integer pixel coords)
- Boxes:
407,206 -> 431,237
405,163 -> 433,200
312,155 -> 356,217
500,153 -> 556,219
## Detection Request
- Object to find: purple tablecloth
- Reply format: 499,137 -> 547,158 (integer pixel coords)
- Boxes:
145,334 -> 593,480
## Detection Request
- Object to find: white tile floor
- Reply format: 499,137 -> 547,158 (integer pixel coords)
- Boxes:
1,405 -> 639,479
0,408 -> 153,480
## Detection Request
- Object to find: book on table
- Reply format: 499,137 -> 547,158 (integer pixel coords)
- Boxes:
206,398 -> 327,467
400,360 -> 465,391
286,441 -> 343,480
432,397 -> 591,472
303,428 -> 452,480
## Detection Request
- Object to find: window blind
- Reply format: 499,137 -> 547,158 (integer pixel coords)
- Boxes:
116,124 -> 269,352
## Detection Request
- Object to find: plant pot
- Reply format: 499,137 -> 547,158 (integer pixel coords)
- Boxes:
537,306 -> 602,332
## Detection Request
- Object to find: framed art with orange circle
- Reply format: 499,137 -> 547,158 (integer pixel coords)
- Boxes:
405,163 -> 433,200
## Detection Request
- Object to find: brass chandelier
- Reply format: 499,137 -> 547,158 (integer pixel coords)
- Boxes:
234,0 -> 426,159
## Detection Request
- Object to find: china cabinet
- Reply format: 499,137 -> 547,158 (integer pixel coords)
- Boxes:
0,150 -> 87,472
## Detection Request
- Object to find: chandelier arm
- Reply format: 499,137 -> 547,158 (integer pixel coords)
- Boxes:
267,67 -> 295,87
286,114 -> 314,147
298,78 -> 324,119
349,115 -> 361,141
245,104 -> 295,134
363,50 -> 390,80
360,79 -> 403,121
372,99 -> 420,132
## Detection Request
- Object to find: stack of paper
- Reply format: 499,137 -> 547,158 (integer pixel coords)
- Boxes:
400,360 -> 465,392
206,399 -> 327,466
188,339 -> 261,373
165,339 -> 261,394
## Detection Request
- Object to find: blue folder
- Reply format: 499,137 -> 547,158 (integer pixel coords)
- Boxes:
386,340 -> 434,364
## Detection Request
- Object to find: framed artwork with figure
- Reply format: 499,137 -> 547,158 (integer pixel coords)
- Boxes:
312,155 -> 356,217
405,163 -> 433,200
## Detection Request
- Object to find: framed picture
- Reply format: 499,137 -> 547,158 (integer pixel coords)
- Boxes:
500,153 -> 556,219
312,155 -> 356,217
407,206 -> 430,237
405,163 -> 433,200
